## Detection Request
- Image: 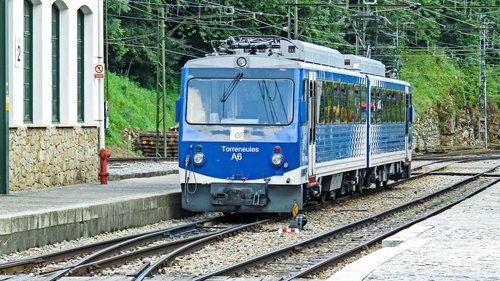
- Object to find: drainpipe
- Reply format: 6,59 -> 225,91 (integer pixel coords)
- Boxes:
97,0 -> 104,149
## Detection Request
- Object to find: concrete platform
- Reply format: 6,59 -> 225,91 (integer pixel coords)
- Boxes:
329,181 -> 500,281
0,174 -> 186,255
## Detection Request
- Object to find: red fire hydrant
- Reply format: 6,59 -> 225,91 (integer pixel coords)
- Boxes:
99,148 -> 111,184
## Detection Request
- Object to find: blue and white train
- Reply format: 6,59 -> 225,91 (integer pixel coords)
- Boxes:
176,36 -> 413,213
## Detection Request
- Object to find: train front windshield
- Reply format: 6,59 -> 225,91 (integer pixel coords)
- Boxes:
186,78 -> 294,125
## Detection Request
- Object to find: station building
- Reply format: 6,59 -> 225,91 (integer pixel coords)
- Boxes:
6,0 -> 104,191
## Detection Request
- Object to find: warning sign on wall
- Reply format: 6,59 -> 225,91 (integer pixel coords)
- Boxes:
94,64 -> 105,79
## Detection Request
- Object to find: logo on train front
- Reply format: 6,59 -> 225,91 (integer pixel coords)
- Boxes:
230,127 -> 245,141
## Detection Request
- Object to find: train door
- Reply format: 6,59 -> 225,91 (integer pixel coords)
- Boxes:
308,72 -> 317,178
404,87 -> 411,159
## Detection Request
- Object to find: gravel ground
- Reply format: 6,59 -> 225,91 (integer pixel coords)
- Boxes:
105,175 -> 470,277
108,160 -> 178,179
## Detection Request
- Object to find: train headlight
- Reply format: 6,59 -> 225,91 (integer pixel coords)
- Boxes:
193,153 -> 205,166
271,154 -> 284,167
236,57 -> 247,67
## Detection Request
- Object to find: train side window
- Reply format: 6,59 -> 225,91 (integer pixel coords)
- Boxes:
332,83 -> 340,124
371,88 -> 376,124
399,92 -> 404,122
303,79 -> 308,101
387,92 -> 392,123
396,92 -> 401,122
392,92 -> 397,122
354,85 -> 360,123
390,93 -> 396,123
303,78 -> 309,119
360,85 -> 366,123
325,81 -> 333,123
348,84 -> 355,123
319,81 -> 326,123
382,90 -> 388,123
327,81 -> 334,123
340,84 -> 348,123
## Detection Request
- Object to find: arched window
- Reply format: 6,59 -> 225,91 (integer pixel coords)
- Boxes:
24,0 -> 33,123
77,9 -> 84,123
52,4 -> 60,123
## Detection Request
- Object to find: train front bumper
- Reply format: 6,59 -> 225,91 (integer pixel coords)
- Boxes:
181,182 -> 303,213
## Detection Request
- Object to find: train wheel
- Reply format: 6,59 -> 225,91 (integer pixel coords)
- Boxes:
382,180 -> 390,189
318,192 -> 327,204
357,177 -> 364,194
375,179 -> 381,189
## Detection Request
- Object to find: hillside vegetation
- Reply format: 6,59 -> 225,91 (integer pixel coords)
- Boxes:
106,48 -> 498,155
103,0 -> 498,153
105,73 -> 178,155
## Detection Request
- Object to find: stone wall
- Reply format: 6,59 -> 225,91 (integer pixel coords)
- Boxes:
9,126 -> 99,191
412,109 -> 441,152
412,107 -> 488,152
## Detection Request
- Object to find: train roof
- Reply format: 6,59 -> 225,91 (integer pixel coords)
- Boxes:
185,36 -> 386,77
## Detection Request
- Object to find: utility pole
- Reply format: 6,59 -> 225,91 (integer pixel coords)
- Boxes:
294,0 -> 298,39
287,5 -> 291,38
478,14 -> 489,148
155,4 -> 167,158
1,0 -> 9,194
394,21 -> 400,79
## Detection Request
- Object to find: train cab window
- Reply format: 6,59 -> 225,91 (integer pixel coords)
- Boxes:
186,78 -> 294,125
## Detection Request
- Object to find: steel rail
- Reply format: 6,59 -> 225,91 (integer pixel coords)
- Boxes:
67,230 -> 223,276
0,218 -> 221,276
42,218 -> 228,281
0,221 -> 198,275
127,160 -> 467,280
410,158 -> 449,171
413,150 -> 500,161
284,175 -> 500,280
188,165 -> 500,280
108,157 -> 177,162
413,172 -> 500,177
133,219 -> 273,281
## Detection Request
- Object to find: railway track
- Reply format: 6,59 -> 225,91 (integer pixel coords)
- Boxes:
413,149 -> 500,161
175,166 -> 499,280
0,218 -> 227,276
1,158 -> 497,280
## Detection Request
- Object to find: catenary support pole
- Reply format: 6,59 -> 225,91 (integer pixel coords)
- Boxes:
98,0 -> 105,149
1,0 -> 9,194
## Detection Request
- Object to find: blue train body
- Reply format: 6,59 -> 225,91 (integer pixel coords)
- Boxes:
177,36 -> 413,213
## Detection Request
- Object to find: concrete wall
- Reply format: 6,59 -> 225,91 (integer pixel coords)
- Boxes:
0,192 -> 187,255
9,126 -> 99,191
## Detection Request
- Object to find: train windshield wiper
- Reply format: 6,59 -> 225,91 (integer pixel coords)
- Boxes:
221,73 -> 243,118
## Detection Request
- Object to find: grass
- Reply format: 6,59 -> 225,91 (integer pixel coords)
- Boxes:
104,72 -> 178,155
